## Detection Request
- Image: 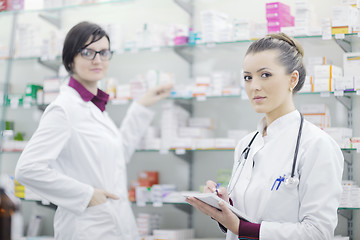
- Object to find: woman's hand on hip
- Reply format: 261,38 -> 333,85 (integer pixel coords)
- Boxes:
88,188 -> 120,207
138,83 -> 174,107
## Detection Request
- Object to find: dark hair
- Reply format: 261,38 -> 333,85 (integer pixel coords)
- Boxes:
245,33 -> 306,94
62,21 -> 111,73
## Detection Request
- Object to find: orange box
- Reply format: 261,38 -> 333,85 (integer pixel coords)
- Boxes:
128,189 -> 136,202
138,171 -> 159,187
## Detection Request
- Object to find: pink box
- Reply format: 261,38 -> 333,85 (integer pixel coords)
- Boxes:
267,26 -> 282,33
267,19 -> 293,28
10,0 -> 24,10
266,2 -> 290,13
266,12 -> 292,21
174,36 -> 188,45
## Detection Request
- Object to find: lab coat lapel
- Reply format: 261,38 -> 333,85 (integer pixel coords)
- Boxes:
237,136 -> 264,212
253,115 -> 300,221
88,103 -> 119,136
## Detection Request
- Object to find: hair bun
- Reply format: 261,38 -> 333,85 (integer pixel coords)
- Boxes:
266,33 -> 304,57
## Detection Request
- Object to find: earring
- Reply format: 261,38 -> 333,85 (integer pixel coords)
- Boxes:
289,87 -> 293,92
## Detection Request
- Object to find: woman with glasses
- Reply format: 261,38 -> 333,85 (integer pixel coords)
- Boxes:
186,33 -> 343,240
15,21 -> 172,240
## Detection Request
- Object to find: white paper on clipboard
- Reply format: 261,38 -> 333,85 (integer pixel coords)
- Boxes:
182,192 -> 253,222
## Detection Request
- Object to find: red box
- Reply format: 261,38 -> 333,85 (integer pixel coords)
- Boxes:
0,0 -> 8,11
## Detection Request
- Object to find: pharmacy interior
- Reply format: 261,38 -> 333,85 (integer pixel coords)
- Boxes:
1,0 -> 360,239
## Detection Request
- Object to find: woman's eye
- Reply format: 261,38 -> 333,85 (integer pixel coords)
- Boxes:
261,73 -> 272,78
244,76 -> 252,81
82,50 -> 92,56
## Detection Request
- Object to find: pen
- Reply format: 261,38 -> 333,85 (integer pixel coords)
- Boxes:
215,183 -> 221,195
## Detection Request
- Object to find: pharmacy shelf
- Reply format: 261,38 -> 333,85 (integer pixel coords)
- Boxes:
1,148 -> 357,155
338,208 -> 360,210
0,0 -> 134,16
2,33 -> 360,63
3,90 -> 359,111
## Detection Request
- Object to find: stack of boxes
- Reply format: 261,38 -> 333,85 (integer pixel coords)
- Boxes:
200,10 -> 231,43
331,5 -> 359,34
300,104 -> 331,129
160,102 -> 190,150
293,1 -> 320,36
343,52 -> 360,91
313,65 -> 343,92
266,2 -> 294,33
137,213 -> 161,238
340,180 -> 360,208
152,229 -> 194,240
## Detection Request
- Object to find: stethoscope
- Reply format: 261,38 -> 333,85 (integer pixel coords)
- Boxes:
227,112 -> 304,196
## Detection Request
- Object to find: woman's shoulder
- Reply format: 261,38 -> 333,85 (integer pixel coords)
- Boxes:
302,120 -> 339,149
45,85 -> 85,114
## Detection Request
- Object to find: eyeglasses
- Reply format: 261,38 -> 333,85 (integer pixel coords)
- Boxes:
79,48 -> 113,61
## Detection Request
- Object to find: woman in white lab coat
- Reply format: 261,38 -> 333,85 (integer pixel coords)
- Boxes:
15,22 -> 172,240
186,33 -> 344,240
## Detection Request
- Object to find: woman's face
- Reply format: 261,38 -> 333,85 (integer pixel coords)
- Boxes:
72,36 -> 110,85
243,49 -> 296,117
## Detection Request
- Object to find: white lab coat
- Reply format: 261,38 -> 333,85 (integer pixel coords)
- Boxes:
226,110 -> 343,240
15,85 -> 154,240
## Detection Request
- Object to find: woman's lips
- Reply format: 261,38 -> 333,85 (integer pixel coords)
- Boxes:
91,68 -> 102,73
253,96 -> 266,103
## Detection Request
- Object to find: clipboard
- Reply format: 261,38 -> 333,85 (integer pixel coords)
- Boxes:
182,192 -> 253,222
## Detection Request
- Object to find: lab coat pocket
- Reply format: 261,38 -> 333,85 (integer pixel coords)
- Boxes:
76,201 -> 117,240
262,176 -> 299,221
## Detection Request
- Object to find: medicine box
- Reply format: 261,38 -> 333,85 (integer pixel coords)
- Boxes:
266,2 -> 291,14
0,0 -> 7,11
314,65 -> 343,78
343,52 -> 360,78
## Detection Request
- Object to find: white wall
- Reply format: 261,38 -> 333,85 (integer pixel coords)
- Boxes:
1,0 -> 359,238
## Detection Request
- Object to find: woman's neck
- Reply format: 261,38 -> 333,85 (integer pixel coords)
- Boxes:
72,75 -> 98,95
264,103 -> 296,135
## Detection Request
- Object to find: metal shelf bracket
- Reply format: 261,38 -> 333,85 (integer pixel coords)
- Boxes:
39,10 -> 62,29
335,96 -> 353,128
174,0 -> 193,16
174,46 -> 194,65
38,58 -> 61,72
335,38 -> 352,53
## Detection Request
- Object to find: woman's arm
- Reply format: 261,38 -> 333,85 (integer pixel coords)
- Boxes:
119,83 -> 172,162
15,105 -> 94,214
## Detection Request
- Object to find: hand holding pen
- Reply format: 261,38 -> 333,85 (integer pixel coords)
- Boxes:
204,180 -> 230,204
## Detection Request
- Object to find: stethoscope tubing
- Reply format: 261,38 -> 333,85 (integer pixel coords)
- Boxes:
227,112 -> 304,196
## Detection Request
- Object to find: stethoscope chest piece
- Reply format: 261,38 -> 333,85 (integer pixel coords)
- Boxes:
284,176 -> 299,189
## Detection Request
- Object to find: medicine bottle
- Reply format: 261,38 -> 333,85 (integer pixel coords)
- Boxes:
0,187 -> 16,240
